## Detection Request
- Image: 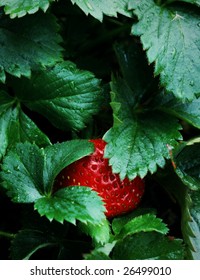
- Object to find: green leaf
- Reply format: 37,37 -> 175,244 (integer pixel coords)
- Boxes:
79,219 -> 111,245
0,13 -> 62,82
84,243 -> 115,260
71,0 -> 131,22
129,0 -> 200,100
103,77 -> 182,180
115,214 -> 169,239
84,251 -> 111,260
35,187 -> 105,224
151,91 -> 200,129
0,141 -> 106,225
114,42 -> 155,104
155,166 -> 200,260
1,140 -> 94,201
112,232 -> 184,260
11,229 -> 56,260
0,91 -> 50,160
112,208 -> 157,235
1,143 -> 44,202
174,142 -> 200,190
13,61 -> 102,131
0,0 -> 53,18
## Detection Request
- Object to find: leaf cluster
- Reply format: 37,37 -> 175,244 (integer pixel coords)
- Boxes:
0,0 -> 200,260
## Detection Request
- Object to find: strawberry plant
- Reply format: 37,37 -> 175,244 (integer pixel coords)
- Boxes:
0,0 -> 199,260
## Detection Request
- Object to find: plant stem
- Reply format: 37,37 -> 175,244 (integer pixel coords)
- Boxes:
0,230 -> 15,239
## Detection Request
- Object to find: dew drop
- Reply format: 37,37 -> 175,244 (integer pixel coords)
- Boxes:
197,22 -> 200,27
189,80 -> 194,87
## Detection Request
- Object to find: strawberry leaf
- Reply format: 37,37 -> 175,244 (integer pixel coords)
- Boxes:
114,42 -> 155,104
79,219 -> 111,245
103,77 -> 182,180
0,90 -> 50,160
0,0 -> 53,18
35,187 -> 105,224
13,61 -> 102,131
71,0 -> 131,22
112,208 -> 157,235
1,143 -> 45,202
84,243 -> 114,260
174,142 -> 200,190
151,91 -> 200,129
112,232 -> 184,260
129,0 -> 200,100
115,214 -> 169,239
156,166 -> 200,260
0,13 -> 62,82
1,141 -> 94,201
11,229 -> 55,260
0,141 -> 106,224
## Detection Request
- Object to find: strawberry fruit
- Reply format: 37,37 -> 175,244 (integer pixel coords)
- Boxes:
54,139 -> 145,218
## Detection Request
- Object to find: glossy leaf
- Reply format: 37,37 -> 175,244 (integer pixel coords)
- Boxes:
151,91 -> 200,129
112,232 -> 184,260
79,219 -> 111,245
0,13 -> 62,82
1,141 -> 94,201
115,214 -> 169,239
71,0 -> 131,21
103,77 -> 182,180
129,0 -> 200,100
156,166 -> 200,260
35,187 -> 105,224
13,61 -> 102,131
0,0 -> 53,18
175,142 -> 200,190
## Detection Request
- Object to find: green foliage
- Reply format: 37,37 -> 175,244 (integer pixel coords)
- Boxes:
0,0 -> 200,260
12,61 -> 103,131
1,141 -> 106,225
112,232 -> 184,260
129,0 -> 200,100
103,76 -> 182,180
0,0 -> 53,18
0,12 -> 63,82
71,0 -> 131,21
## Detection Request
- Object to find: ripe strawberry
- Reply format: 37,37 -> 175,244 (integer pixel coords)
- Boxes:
54,139 -> 145,218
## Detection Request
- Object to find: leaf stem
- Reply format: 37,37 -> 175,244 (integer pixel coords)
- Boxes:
0,230 -> 15,239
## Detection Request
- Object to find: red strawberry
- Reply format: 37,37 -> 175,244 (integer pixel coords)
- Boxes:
54,139 -> 145,218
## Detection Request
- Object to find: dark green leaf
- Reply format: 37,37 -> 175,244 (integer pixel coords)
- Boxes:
14,61 -> 102,131
0,0 -> 53,18
11,229 -> 56,260
115,214 -> 169,239
84,243 -> 115,260
151,91 -> 200,129
0,13 -> 62,82
1,143 -> 44,202
155,166 -> 200,260
0,91 -> 50,160
114,42 -> 155,104
112,208 -> 157,235
71,0 -> 131,22
103,77 -> 182,180
129,0 -> 200,100
79,219 -> 111,245
35,187 -> 105,224
84,251 -> 111,260
112,232 -> 184,260
1,140 -> 94,201
175,142 -> 200,190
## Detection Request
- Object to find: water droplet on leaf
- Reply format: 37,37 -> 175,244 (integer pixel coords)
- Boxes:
189,80 -> 194,87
